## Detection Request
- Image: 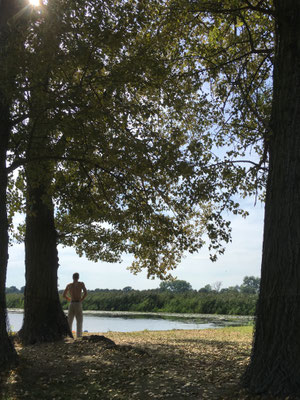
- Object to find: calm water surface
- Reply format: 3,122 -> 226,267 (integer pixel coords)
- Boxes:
7,310 -> 229,333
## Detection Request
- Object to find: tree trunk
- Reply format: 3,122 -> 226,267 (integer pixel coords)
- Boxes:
244,1 -> 300,396
0,0 -> 22,370
19,176 -> 72,344
0,99 -> 18,369
17,0 -> 71,343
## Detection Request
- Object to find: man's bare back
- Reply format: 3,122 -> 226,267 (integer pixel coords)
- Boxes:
64,281 -> 87,302
63,273 -> 87,303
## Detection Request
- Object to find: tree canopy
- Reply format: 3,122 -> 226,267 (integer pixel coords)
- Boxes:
7,0 -> 210,280
159,279 -> 193,293
240,276 -> 260,294
8,0 -> 273,277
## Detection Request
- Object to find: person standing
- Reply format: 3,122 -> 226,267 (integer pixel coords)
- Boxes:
63,273 -> 87,338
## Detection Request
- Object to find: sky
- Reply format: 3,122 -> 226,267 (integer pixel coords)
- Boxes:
6,198 -> 265,292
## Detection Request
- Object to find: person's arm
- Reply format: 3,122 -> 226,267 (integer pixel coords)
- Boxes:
63,284 -> 71,302
81,283 -> 87,301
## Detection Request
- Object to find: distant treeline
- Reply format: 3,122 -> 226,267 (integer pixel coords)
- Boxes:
6,276 -> 259,316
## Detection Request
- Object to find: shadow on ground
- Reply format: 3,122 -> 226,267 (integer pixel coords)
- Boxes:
0,329 -> 287,399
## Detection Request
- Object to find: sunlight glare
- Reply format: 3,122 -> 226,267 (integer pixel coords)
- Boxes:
29,0 -> 40,6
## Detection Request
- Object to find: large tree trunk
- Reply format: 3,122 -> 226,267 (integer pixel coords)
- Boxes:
17,0 -> 71,343
0,0 -> 23,370
19,174 -> 72,344
244,1 -> 300,396
0,99 -> 18,369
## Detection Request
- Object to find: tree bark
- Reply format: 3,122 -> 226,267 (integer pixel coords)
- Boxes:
0,0 -> 23,370
244,0 -> 300,396
19,173 -> 72,344
0,98 -> 18,369
16,0 -> 72,343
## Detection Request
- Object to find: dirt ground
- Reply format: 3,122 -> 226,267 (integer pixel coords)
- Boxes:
0,327 -> 285,399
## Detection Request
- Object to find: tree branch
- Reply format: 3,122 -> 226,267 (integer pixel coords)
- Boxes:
188,1 -> 274,17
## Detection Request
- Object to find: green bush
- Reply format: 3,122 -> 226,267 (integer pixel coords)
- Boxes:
7,289 -> 258,316
6,293 -> 24,308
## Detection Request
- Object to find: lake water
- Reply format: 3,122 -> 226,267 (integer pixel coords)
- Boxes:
7,310 -> 252,333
